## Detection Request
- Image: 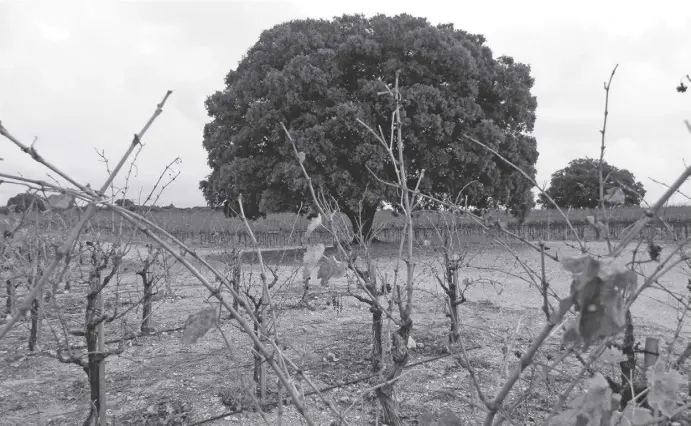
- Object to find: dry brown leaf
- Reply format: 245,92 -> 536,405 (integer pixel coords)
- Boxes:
181,307 -> 218,345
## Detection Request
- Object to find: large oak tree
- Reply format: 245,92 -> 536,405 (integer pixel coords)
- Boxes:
200,14 -> 539,240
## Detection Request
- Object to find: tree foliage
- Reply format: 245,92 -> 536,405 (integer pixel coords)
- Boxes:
6,192 -> 46,213
200,14 -> 540,237
114,199 -> 136,211
539,158 -> 645,209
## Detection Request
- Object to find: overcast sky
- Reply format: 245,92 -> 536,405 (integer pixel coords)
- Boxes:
1,0 -> 690,209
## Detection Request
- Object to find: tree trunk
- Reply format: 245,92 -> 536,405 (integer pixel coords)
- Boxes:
447,263 -> 461,344
5,278 -> 15,316
140,268 -> 154,334
231,256 -> 241,311
620,309 -> 636,409
300,275 -> 310,304
342,203 -> 378,244
331,291 -> 342,312
83,326 -> 105,426
364,262 -> 383,372
222,248 -> 241,310
84,269 -> 106,426
441,237 -> 463,344
376,322 -> 412,426
377,382 -> 401,426
161,253 -> 175,297
46,274 -> 59,303
29,296 -> 42,351
253,318 -> 266,406
371,304 -> 383,372
29,266 -> 44,351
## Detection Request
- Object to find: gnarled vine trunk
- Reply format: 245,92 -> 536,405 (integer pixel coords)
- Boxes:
376,322 -> 412,426
446,262 -> 462,344
29,265 -> 44,351
5,278 -> 15,316
371,304 -> 383,373
138,265 -> 154,334
619,309 -> 636,409
253,316 -> 267,404
83,267 -> 106,426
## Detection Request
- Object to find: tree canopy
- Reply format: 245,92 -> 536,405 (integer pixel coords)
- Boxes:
6,192 -> 46,213
114,198 -> 137,211
538,158 -> 645,209
200,13 -> 540,239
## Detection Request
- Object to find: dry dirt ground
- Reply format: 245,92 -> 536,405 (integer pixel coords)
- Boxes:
1,240 -> 689,425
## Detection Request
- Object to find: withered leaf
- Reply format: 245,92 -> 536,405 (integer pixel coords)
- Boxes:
316,255 -> 347,286
182,307 -> 218,345
560,255 -> 637,349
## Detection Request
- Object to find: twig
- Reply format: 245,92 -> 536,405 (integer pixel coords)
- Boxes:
0,90 -> 173,341
612,165 -> 691,257
599,64 -> 618,253
482,296 -> 574,425
649,176 -> 691,202
540,241 -> 550,321
141,156 -> 182,207
107,204 -> 315,425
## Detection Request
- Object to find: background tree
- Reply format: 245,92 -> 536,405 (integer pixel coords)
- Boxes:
6,192 -> 46,213
114,198 -> 136,211
200,13 -> 540,240
538,157 -> 645,209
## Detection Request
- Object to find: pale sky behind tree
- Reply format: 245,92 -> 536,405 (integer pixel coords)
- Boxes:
1,0 -> 690,210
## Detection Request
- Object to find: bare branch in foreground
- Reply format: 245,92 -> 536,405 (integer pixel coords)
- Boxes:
0,90 -> 172,341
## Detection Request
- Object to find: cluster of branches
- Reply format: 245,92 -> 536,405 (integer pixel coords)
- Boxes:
2,63 -> 691,426
274,65 -> 691,425
0,91 -> 360,426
